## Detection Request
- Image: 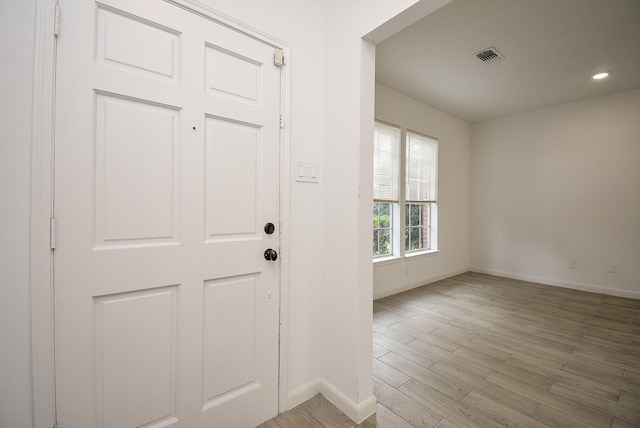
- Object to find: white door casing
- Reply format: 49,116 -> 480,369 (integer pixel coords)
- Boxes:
54,1 -> 282,427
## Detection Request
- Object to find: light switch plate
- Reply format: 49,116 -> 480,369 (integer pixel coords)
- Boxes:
295,161 -> 319,183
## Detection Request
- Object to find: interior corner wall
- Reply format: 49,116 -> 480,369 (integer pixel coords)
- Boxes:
470,89 -> 640,298
320,1 -> 458,421
0,1 -> 37,427
373,83 -> 471,299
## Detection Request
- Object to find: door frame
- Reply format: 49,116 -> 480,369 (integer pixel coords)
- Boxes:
30,1 -> 292,426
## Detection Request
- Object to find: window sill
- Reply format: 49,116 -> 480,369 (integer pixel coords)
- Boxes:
406,249 -> 440,258
373,255 -> 402,266
373,249 -> 439,266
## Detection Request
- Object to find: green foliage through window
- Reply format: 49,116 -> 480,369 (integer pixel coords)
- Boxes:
373,202 -> 392,256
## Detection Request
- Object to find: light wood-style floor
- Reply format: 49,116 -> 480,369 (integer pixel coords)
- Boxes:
260,272 -> 640,427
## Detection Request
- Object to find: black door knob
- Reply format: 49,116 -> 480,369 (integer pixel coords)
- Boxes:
264,249 -> 278,261
264,222 -> 275,235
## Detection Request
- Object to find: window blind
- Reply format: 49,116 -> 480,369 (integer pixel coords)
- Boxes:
406,131 -> 437,202
373,122 -> 400,201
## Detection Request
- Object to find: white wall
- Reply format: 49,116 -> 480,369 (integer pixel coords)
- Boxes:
0,1 -> 37,427
373,83 -> 470,299
320,1 -> 430,419
470,89 -> 640,298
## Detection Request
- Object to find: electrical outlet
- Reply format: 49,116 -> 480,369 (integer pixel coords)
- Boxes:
607,263 -> 617,273
569,260 -> 578,269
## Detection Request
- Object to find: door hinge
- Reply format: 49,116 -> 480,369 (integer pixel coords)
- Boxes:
50,217 -> 57,250
279,115 -> 285,129
274,48 -> 284,67
54,1 -> 61,37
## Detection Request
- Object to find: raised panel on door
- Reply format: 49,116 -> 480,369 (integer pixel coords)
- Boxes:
95,286 -> 178,428
94,93 -> 180,248
205,116 -> 261,240
96,5 -> 181,82
202,274 -> 259,408
54,1 -> 282,427
205,44 -> 262,103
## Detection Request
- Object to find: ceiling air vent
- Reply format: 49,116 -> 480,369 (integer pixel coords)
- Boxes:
474,47 -> 504,63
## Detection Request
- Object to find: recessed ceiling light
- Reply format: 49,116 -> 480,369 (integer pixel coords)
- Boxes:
592,72 -> 609,80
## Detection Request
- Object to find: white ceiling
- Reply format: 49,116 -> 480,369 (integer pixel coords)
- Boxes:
375,0 -> 640,123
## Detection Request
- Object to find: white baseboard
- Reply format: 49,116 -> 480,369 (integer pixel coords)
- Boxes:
469,267 -> 640,299
373,267 -> 469,300
286,378 -> 377,423
285,378 -> 321,410
320,380 -> 377,424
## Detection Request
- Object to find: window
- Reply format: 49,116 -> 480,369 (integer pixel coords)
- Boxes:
373,122 -> 438,258
373,122 -> 400,257
405,131 -> 437,253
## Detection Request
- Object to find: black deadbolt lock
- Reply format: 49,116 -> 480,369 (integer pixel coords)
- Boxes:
264,222 -> 275,235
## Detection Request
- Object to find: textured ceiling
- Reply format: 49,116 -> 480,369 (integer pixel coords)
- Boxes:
375,0 -> 640,123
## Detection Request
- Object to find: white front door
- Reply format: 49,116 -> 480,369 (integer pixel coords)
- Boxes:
54,1 -> 281,427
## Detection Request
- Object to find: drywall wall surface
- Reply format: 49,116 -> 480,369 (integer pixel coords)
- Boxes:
470,89 -> 640,297
373,83 -> 471,299
0,1 -> 37,427
320,1 -> 457,419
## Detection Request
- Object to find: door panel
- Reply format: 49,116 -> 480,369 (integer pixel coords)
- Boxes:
95,286 -> 179,428
95,93 -> 180,247
205,45 -> 262,103
54,1 -> 281,427
96,5 -> 181,81
203,274 -> 258,405
205,116 -> 261,239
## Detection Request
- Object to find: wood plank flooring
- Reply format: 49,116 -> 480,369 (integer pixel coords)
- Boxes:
257,394 -> 414,428
260,272 -> 640,427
